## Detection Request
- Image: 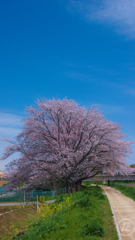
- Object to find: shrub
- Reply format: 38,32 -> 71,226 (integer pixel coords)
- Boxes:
81,220 -> 105,237
92,191 -> 105,200
73,198 -> 92,207
55,195 -> 64,204
83,190 -> 90,195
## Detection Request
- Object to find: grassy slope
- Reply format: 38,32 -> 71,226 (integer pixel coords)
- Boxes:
114,180 -> 135,184
13,185 -> 118,240
113,184 -> 135,201
0,205 -> 39,240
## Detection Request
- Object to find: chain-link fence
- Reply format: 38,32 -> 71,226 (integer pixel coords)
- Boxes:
0,188 -> 66,202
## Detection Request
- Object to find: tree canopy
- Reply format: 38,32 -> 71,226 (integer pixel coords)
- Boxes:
1,98 -> 132,191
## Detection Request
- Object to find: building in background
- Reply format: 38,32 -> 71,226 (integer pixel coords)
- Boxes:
0,171 -> 6,180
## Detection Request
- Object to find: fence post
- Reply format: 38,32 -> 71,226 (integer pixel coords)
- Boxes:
1,190 -> 3,202
23,190 -> 25,208
19,191 -> 20,201
36,195 -> 38,212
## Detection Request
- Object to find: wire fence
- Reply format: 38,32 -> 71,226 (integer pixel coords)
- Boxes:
0,188 -> 66,202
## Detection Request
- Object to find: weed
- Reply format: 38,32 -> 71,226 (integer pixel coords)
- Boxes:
81,220 -> 105,237
114,184 -> 135,201
73,198 -> 92,207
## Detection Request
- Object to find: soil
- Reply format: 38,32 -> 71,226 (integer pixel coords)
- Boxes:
0,205 -> 38,239
0,206 -> 20,214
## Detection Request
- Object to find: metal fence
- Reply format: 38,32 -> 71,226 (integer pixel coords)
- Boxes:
0,188 -> 66,202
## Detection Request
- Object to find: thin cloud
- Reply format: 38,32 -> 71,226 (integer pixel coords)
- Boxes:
66,63 -> 117,81
0,140 -> 20,171
0,113 -> 22,127
0,112 -> 23,138
125,88 -> 135,97
67,72 -> 84,79
109,82 -> 135,98
68,0 -> 135,38
0,127 -> 21,138
94,103 -> 125,115
0,112 -> 22,170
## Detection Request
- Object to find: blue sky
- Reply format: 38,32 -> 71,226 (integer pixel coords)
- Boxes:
0,0 -> 135,170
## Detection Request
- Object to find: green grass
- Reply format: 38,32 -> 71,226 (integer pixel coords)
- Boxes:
113,180 -> 135,184
12,185 -> 118,240
82,181 -> 95,185
44,195 -> 59,201
82,181 -> 108,186
113,184 -> 135,201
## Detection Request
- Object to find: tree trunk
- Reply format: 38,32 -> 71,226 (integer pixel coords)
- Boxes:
70,182 -> 76,193
52,172 -> 57,190
66,180 -> 70,193
75,180 -> 82,191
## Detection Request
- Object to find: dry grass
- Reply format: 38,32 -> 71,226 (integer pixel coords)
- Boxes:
0,205 -> 39,240
0,206 -> 21,214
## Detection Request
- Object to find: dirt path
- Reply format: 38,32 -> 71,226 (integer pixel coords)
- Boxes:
0,199 -> 55,207
101,186 -> 135,240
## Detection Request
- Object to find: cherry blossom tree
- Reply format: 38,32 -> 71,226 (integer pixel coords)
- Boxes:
0,98 -> 132,191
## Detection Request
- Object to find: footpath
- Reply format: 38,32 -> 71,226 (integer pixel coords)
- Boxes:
0,199 -> 55,207
101,186 -> 135,240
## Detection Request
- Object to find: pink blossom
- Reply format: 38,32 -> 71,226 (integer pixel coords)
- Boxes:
0,98 -> 133,191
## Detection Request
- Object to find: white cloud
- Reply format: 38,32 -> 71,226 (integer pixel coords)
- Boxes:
68,0 -> 135,38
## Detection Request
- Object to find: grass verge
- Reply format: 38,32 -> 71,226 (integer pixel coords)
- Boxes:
113,184 -> 135,201
10,185 -> 118,240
